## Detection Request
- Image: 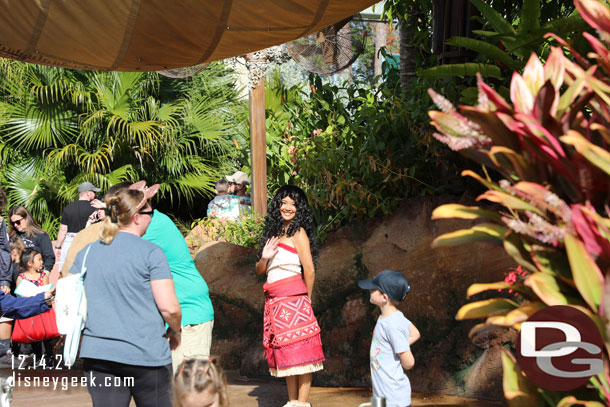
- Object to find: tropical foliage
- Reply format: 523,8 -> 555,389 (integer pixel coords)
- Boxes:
427,0 -> 610,404
0,61 -> 244,237
232,66 -> 466,241
418,0 -> 587,83
195,212 -> 265,248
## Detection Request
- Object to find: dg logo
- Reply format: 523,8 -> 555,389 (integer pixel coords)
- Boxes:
517,305 -> 604,391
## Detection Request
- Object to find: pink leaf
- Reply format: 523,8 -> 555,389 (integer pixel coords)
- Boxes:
571,204 -> 610,261
510,72 -> 534,114
476,73 -> 512,113
575,0 -> 610,43
544,47 -> 566,90
522,53 -> 545,96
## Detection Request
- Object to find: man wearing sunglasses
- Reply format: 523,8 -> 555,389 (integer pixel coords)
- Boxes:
224,171 -> 252,222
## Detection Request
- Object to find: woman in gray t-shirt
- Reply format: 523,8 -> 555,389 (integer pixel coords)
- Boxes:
69,186 -> 181,407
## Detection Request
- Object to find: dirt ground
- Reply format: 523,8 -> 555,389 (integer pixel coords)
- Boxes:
1,367 -> 504,407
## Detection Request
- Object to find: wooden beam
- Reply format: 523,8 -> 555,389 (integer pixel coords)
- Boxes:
249,75 -> 267,216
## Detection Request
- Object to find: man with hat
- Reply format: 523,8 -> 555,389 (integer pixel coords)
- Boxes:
222,171 -> 252,221
358,270 -> 421,407
55,181 -> 100,268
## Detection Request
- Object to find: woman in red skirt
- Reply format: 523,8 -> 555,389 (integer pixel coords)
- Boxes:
256,185 -> 324,407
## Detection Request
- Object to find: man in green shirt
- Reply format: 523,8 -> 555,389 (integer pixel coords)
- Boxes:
143,209 -> 214,371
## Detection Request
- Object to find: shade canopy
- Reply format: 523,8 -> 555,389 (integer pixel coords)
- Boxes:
0,0 -> 378,72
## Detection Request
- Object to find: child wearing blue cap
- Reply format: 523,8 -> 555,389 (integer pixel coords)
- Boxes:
358,270 -> 421,407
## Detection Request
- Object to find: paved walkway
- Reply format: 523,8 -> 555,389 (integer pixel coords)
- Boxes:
2,368 -> 504,407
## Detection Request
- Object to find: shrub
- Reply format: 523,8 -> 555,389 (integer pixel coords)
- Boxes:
427,0 -> 610,404
196,212 -> 265,248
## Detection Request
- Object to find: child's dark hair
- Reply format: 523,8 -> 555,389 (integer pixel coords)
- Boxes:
19,247 -> 41,272
215,179 -> 228,194
257,185 -> 319,264
174,358 -> 228,407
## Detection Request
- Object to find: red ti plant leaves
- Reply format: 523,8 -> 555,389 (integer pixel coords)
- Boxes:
476,73 -> 512,113
544,47 -> 565,91
582,32 -> 610,76
510,71 -> 535,114
575,0 -> 610,43
572,203 -> 610,262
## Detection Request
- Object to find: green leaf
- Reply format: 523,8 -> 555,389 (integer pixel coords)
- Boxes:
456,298 -> 519,320
446,37 -> 522,71
501,349 -> 538,407
517,0 -> 541,34
530,247 -> 571,278
431,204 -> 501,220
417,63 -> 502,79
557,396 -> 605,407
561,130 -> 610,176
431,223 -> 507,247
470,0 -> 515,36
564,233 -> 603,312
504,232 -> 538,273
486,301 -> 546,327
467,282 -> 536,300
477,190 -> 543,215
524,273 -> 568,306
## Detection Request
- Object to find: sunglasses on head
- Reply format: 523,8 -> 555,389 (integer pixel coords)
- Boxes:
228,181 -> 236,185
138,210 -> 154,218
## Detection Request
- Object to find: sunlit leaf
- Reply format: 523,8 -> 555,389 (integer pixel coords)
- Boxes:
501,349 -> 538,407
432,224 -> 507,247
431,204 -> 501,220
524,273 -> 568,306
456,298 -> 519,320
564,233 -> 603,312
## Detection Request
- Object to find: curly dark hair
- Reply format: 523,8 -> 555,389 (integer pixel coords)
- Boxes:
257,185 -> 319,263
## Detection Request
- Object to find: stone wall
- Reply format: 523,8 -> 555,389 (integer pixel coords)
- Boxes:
193,195 -> 517,400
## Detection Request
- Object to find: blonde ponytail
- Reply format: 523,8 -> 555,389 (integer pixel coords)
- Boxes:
98,190 -> 143,245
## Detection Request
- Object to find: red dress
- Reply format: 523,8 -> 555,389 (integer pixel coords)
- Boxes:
19,270 -> 48,287
263,243 -> 325,377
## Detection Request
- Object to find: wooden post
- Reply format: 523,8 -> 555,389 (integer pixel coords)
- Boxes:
250,75 -> 267,216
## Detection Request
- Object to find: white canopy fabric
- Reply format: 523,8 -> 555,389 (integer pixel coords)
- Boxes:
0,0 -> 377,71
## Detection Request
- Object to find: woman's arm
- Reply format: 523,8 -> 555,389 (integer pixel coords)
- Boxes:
37,233 -> 55,271
151,278 -> 182,350
293,228 -> 315,298
256,236 -> 280,275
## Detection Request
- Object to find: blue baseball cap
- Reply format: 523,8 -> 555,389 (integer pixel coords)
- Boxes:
358,270 -> 411,302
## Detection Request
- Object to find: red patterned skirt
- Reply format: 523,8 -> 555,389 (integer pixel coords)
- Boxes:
263,275 -> 325,377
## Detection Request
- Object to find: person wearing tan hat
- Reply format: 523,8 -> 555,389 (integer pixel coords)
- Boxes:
222,171 -> 252,221
226,171 -> 250,197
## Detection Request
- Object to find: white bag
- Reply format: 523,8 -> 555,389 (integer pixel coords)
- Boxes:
55,245 -> 91,368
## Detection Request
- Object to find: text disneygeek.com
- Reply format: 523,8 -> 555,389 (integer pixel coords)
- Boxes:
11,372 -> 135,391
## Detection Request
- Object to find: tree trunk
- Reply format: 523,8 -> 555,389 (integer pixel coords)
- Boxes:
374,22 -> 388,78
399,6 -> 419,89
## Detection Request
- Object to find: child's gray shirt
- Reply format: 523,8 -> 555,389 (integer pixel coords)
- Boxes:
370,309 -> 412,407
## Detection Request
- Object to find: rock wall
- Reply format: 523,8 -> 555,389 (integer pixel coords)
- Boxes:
193,195 -> 517,400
